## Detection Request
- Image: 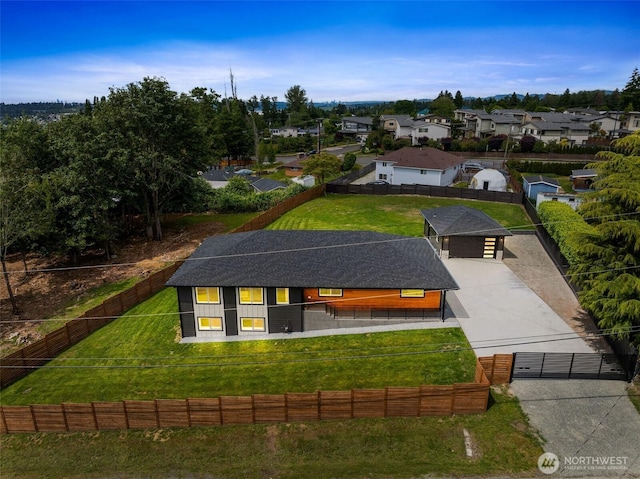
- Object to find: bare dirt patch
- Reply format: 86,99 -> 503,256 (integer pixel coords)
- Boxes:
0,216 -> 226,353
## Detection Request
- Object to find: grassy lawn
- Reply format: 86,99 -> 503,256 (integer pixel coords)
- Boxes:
0,288 -> 476,405
266,194 -> 533,235
0,388 -> 542,479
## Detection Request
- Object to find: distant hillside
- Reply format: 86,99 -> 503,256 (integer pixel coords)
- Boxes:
0,102 -> 84,120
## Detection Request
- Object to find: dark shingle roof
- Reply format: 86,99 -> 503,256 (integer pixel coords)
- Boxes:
420,206 -> 512,237
379,147 -> 464,171
166,230 -> 459,291
571,168 -> 597,178
523,175 -> 560,186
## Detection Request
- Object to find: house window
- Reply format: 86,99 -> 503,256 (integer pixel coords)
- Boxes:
401,289 -> 425,298
276,288 -> 289,304
195,287 -> 220,304
420,169 -> 428,174
319,288 -> 343,297
239,287 -> 264,304
198,317 -> 223,331
382,162 -> 388,167
379,174 -> 387,180
241,317 -> 265,331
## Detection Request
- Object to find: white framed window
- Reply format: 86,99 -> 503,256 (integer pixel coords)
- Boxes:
379,174 -> 387,180
319,288 -> 342,297
420,169 -> 428,174
198,317 -> 223,331
240,317 -> 266,331
276,288 -> 289,304
239,287 -> 263,304
195,287 -> 220,304
401,289 -> 425,298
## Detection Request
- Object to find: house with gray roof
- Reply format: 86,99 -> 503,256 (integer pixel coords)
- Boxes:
570,168 -> 597,192
374,147 -> 464,186
421,206 -> 512,260
165,230 -> 459,340
201,167 -> 287,192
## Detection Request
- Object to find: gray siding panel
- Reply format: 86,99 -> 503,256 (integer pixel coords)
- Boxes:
177,287 -> 196,338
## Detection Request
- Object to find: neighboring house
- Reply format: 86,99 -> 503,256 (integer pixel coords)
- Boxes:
411,120 -> 451,145
416,113 -> 452,126
421,206 -> 512,260
469,169 -> 507,192
570,168 -> 597,192
619,111 -> 640,135
456,110 -> 520,139
270,126 -> 299,138
201,167 -> 287,192
519,119 -> 590,146
283,157 -> 307,177
340,116 -> 373,142
380,115 -> 414,139
523,175 -> 561,201
374,147 -> 464,186
165,230 -> 460,340
536,192 -> 582,211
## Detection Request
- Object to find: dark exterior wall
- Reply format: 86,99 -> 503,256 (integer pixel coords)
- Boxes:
267,288 -> 303,333
448,236 -> 485,258
222,287 -> 238,336
177,287 -> 196,338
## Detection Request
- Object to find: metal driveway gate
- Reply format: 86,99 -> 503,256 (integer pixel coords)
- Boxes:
512,352 -> 628,381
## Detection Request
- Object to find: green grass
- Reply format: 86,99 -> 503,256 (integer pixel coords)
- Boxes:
0,288 -> 476,405
164,212 -> 259,230
0,388 -> 542,479
266,194 -> 533,235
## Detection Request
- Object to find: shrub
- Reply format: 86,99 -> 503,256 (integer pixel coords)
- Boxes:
538,201 -> 598,265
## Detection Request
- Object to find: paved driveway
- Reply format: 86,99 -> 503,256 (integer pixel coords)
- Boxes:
511,379 -> 640,477
444,256 -> 595,356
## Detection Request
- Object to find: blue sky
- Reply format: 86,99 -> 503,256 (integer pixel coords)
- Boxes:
1,1 -> 639,104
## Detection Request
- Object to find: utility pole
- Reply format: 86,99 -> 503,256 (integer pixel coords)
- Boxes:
317,118 -> 323,152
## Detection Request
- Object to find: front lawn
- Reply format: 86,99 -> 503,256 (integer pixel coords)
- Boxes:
0,288 -> 476,405
266,194 -> 533,235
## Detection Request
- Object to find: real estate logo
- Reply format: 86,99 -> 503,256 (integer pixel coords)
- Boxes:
538,452 -> 560,475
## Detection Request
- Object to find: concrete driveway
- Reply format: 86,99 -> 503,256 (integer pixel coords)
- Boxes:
444,255 -> 595,356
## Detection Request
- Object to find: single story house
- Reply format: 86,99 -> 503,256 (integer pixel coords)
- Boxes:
374,147 -> 464,186
523,175 -> 560,201
201,167 -> 287,192
469,169 -> 507,192
283,157 -> 307,177
165,230 -> 460,341
570,168 -> 597,192
421,206 -> 512,260
536,192 -> 582,211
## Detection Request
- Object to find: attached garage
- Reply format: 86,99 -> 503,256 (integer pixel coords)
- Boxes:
421,206 -> 512,259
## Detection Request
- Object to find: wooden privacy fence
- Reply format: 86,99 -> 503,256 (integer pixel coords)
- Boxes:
0,263 -> 183,388
0,356 -> 514,434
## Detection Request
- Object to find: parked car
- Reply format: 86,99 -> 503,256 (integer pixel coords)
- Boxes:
235,169 -> 254,175
367,180 -> 390,185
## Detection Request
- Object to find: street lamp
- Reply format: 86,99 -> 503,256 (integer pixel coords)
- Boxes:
317,118 -> 323,152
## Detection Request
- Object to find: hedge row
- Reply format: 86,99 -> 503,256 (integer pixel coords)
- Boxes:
537,201 -> 597,265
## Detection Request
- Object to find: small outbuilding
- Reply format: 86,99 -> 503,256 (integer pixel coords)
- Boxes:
570,168 -> 597,192
421,205 -> 512,260
523,175 -> 560,201
469,168 -> 507,192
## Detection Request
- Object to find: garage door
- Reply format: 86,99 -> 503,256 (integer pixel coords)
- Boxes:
448,236 -> 486,258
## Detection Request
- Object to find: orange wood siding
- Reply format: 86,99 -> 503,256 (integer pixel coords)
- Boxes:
303,289 -> 441,309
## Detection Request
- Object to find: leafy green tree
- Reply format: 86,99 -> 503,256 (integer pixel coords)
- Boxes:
302,152 -> 342,184
0,119 -> 53,313
97,77 -> 209,241
285,85 -> 308,113
429,95 -> 456,119
342,152 -> 357,171
572,131 -> 640,341
394,100 -> 415,115
622,67 -> 640,110
454,91 -> 464,109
